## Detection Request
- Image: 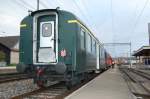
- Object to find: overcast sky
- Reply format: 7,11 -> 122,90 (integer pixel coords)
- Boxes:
0,0 -> 150,57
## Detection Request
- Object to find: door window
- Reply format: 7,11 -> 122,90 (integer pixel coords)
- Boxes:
42,23 -> 52,37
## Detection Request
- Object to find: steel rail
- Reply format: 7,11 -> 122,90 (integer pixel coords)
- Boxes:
0,73 -> 31,83
131,69 -> 150,80
121,68 -> 150,95
12,71 -> 101,99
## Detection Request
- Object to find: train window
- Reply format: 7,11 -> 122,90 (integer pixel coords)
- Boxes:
90,37 -> 92,52
87,33 -> 92,52
94,41 -> 96,53
91,39 -> 93,52
99,46 -> 101,58
94,42 -> 96,54
92,39 -> 96,54
81,29 -> 85,50
42,23 -> 52,37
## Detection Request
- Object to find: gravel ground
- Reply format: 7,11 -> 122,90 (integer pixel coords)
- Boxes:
0,79 -> 39,99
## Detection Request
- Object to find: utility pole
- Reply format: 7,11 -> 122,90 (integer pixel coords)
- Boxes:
37,0 -> 39,10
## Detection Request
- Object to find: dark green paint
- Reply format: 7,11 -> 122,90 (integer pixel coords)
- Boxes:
20,16 -> 33,65
19,9 -> 107,75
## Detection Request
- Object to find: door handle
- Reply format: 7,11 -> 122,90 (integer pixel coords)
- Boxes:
51,38 -> 55,41
51,38 -> 60,43
51,38 -> 57,42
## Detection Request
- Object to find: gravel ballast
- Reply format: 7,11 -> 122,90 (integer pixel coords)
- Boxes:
0,79 -> 38,99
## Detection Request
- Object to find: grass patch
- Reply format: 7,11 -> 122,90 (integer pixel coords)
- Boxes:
7,64 -> 16,67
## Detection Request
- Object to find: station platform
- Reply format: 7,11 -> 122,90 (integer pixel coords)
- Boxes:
65,66 -> 136,99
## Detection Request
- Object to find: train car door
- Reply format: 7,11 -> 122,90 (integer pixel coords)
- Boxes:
38,21 -> 56,63
33,12 -> 58,64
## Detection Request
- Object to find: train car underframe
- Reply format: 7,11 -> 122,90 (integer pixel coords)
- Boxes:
33,64 -> 97,88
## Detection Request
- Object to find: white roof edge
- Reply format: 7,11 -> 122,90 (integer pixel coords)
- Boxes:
133,46 -> 150,55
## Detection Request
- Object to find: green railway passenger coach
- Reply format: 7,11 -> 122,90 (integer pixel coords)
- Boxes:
17,9 -> 111,87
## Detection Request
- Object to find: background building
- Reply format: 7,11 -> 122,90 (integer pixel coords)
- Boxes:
133,46 -> 150,65
0,36 -> 19,65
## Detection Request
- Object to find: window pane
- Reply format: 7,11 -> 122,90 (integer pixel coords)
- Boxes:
91,39 -> 96,54
87,34 -> 92,52
42,23 -> 52,37
92,39 -> 94,52
94,41 -> 96,54
81,29 -> 85,50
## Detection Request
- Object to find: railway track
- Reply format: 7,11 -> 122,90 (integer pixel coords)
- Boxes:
12,82 -> 67,99
120,68 -> 150,99
130,69 -> 150,80
0,73 -> 31,83
12,72 -> 101,99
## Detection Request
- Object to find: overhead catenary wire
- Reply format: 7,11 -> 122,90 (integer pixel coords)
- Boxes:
39,1 -> 49,9
126,0 -> 139,39
57,0 -> 79,16
73,1 -> 92,25
13,0 -> 30,10
13,0 -> 94,34
80,0 -> 98,33
72,0 -> 96,34
133,0 -> 149,32
132,0 -> 139,22
20,0 -> 36,10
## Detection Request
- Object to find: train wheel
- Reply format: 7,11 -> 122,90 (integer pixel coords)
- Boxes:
66,81 -> 73,90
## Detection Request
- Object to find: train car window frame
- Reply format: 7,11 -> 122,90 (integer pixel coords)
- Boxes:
99,45 -> 101,61
91,38 -> 96,54
41,22 -> 52,37
95,42 -> 97,55
94,41 -> 96,54
80,28 -> 85,50
87,33 -> 92,52
90,36 -> 93,52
